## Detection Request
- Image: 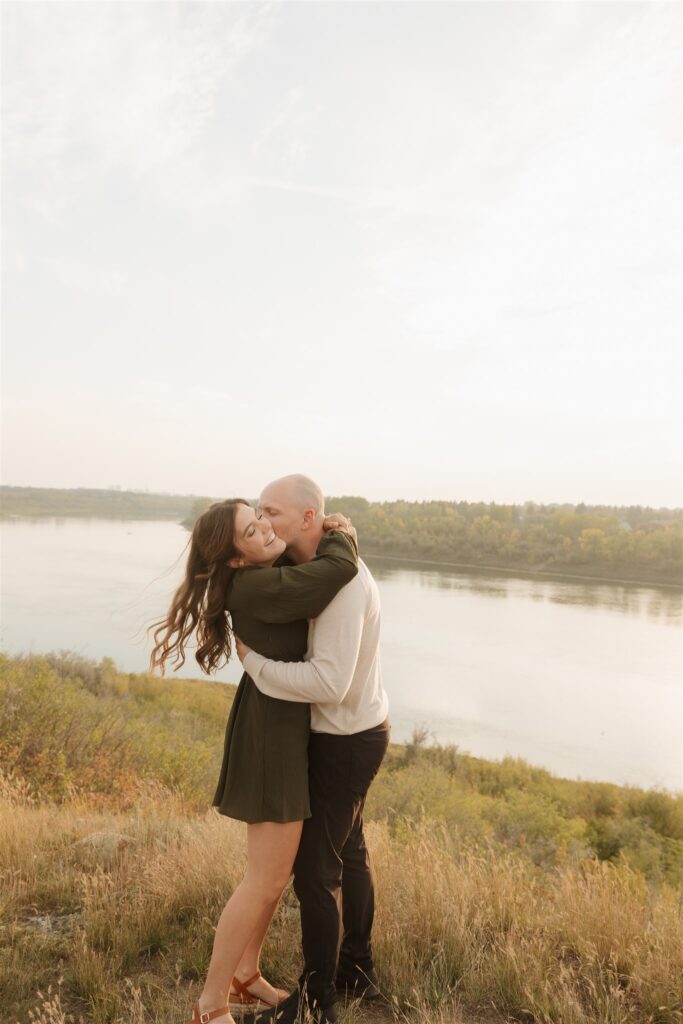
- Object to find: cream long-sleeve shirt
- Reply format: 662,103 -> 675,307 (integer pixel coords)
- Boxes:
242,559 -> 389,735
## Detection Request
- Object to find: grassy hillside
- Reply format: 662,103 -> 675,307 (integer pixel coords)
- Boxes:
1,652 -> 682,1024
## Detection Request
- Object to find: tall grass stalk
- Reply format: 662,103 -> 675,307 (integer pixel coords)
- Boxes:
2,777 -> 681,1024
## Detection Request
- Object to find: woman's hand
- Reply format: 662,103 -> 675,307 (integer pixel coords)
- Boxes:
322,513 -> 357,544
234,636 -> 252,665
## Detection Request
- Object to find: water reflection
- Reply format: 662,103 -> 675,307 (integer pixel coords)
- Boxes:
364,555 -> 682,623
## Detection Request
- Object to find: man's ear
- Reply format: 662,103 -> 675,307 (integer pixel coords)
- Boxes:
301,508 -> 316,530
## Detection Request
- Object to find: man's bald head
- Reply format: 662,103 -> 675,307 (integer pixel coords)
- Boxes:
262,474 -> 325,515
258,474 -> 325,549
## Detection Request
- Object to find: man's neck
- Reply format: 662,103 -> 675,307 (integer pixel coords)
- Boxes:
286,524 -> 324,564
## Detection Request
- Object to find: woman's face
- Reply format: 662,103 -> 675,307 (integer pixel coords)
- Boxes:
231,504 -> 287,567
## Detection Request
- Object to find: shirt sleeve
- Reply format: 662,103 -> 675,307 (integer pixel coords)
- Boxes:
227,530 -> 358,623
242,578 -> 365,704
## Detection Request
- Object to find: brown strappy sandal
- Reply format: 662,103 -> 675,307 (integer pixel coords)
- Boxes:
228,971 -> 289,1013
187,1005 -> 230,1024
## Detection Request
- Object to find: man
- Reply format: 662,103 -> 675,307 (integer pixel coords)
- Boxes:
236,474 -> 390,1024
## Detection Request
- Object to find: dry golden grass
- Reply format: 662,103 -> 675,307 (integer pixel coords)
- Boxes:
1,774 -> 681,1024
370,823 -> 683,1022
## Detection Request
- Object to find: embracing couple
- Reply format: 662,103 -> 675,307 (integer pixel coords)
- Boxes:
150,475 -> 390,1024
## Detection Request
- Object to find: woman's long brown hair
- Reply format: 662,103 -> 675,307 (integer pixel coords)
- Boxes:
148,498 -> 249,676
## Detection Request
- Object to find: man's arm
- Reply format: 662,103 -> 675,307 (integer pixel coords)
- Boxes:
242,578 -> 365,703
227,530 -> 358,623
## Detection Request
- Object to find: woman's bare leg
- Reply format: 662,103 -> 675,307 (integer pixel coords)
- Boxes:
232,895 -> 285,1000
198,820 -> 303,1022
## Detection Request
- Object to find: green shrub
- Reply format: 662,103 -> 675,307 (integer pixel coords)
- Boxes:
2,652 -> 682,886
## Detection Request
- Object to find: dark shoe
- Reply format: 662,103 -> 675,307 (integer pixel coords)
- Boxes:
255,991 -> 339,1024
315,1002 -> 339,1024
335,966 -> 381,1001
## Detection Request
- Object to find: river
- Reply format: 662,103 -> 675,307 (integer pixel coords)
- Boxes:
1,517 -> 681,791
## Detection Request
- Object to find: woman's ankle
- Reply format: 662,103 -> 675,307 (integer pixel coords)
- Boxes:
233,962 -> 259,983
199,986 -> 230,1012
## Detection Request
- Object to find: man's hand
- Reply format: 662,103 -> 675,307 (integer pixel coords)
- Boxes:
322,513 -> 357,544
234,636 -> 252,665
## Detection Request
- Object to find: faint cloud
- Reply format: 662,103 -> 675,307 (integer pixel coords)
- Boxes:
241,175 -> 359,202
3,2 -> 277,215
44,255 -> 128,297
252,87 -> 323,173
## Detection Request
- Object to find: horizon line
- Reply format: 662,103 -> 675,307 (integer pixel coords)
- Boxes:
1,482 -> 681,514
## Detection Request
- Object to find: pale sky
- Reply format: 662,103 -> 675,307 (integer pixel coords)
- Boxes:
2,1 -> 682,507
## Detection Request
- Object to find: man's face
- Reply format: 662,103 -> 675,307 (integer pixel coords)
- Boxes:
258,484 -> 306,545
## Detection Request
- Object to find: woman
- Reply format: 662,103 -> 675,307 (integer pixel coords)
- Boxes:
149,498 -> 358,1024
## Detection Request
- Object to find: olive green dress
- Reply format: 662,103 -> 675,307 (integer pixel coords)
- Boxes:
212,531 -> 358,824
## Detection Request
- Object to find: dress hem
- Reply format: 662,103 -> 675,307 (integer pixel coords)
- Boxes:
212,802 -> 312,825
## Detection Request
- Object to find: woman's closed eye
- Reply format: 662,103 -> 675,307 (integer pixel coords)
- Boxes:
245,513 -> 263,539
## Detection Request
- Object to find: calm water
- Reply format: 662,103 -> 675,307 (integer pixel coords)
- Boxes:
1,518 -> 681,791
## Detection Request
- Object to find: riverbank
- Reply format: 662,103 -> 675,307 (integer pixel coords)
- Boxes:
3,652 -> 681,877
363,550 -> 683,589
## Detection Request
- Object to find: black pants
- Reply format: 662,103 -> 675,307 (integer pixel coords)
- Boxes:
292,718 -> 390,1009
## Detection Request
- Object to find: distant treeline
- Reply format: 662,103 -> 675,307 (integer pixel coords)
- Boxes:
2,485 -> 681,585
324,496 -> 683,586
0,485 -> 201,520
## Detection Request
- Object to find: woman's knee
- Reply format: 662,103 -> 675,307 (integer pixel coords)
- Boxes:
243,870 -> 291,905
